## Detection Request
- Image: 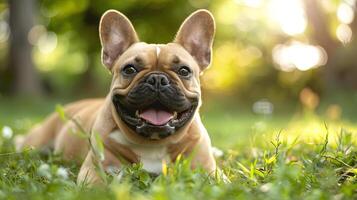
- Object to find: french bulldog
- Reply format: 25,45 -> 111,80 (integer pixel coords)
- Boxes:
16,9 -> 217,185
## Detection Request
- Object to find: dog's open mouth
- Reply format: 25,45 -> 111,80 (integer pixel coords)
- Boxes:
112,95 -> 197,140
139,107 -> 175,126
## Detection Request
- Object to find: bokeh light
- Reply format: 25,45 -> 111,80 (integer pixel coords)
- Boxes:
33,33 -> 88,74
268,0 -> 307,36
252,99 -> 274,116
326,104 -> 342,121
0,9 -> 9,44
37,31 -> 57,54
28,25 -> 58,55
272,41 -> 327,72
336,24 -> 353,45
28,25 -> 47,45
237,0 -> 263,8
299,88 -> 319,110
0,20 -> 9,43
337,2 -> 355,24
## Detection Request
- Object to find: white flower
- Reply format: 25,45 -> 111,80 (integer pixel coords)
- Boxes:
56,167 -> 69,180
2,126 -> 13,139
38,163 -> 52,179
212,146 -> 224,158
260,183 -> 272,192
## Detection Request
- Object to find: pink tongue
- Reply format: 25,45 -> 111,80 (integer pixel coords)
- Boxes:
139,109 -> 173,126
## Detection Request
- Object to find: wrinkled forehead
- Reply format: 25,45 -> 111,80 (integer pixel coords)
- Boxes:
113,42 -> 198,71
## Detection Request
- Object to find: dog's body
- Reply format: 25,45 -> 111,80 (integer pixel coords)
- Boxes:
16,9 -> 217,185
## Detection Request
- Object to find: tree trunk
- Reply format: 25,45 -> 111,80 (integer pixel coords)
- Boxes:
8,0 -> 43,96
303,0 -> 339,88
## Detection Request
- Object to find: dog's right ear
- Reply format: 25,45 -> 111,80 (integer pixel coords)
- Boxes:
99,10 -> 139,70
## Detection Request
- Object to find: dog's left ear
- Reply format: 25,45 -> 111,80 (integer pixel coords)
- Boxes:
174,9 -> 215,71
99,10 -> 139,70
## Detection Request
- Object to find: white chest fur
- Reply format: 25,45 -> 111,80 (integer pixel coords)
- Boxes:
109,130 -> 170,174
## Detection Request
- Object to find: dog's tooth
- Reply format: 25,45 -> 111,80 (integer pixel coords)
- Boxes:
135,110 -> 140,117
169,119 -> 179,126
173,112 -> 177,119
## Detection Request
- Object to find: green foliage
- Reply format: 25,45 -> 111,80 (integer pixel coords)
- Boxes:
1,119 -> 357,199
55,104 -> 66,121
3,0 -> 356,99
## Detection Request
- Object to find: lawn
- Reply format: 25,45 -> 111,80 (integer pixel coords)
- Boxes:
0,96 -> 357,199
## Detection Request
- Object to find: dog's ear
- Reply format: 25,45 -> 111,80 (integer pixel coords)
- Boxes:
99,10 -> 139,70
174,9 -> 215,71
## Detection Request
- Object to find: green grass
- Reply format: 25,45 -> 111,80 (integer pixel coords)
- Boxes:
0,97 -> 357,199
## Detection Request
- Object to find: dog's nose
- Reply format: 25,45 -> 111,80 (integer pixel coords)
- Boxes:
146,73 -> 170,88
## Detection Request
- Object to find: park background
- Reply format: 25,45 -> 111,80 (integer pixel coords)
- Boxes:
1,0 -> 357,147
0,0 -> 357,199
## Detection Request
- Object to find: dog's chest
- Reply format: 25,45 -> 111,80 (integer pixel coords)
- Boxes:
131,144 -> 170,174
109,130 -> 170,174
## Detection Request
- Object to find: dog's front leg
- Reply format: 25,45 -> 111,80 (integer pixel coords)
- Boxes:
190,131 -> 216,173
182,116 -> 217,173
187,117 -> 230,183
77,148 -> 121,186
77,96 -> 119,186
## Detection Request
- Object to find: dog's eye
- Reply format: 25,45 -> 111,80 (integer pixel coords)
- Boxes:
177,66 -> 192,77
122,64 -> 138,76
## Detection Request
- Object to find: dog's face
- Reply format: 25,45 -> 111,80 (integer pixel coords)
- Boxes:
99,10 -> 215,144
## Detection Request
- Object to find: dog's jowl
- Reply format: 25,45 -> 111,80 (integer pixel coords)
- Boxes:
16,9 -> 217,185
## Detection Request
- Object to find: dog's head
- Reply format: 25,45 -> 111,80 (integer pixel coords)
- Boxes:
99,9 -> 215,144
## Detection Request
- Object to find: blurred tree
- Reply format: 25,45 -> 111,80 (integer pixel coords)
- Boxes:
1,0 -> 356,100
303,0 -> 337,57
8,0 -> 43,95
304,0 -> 357,89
